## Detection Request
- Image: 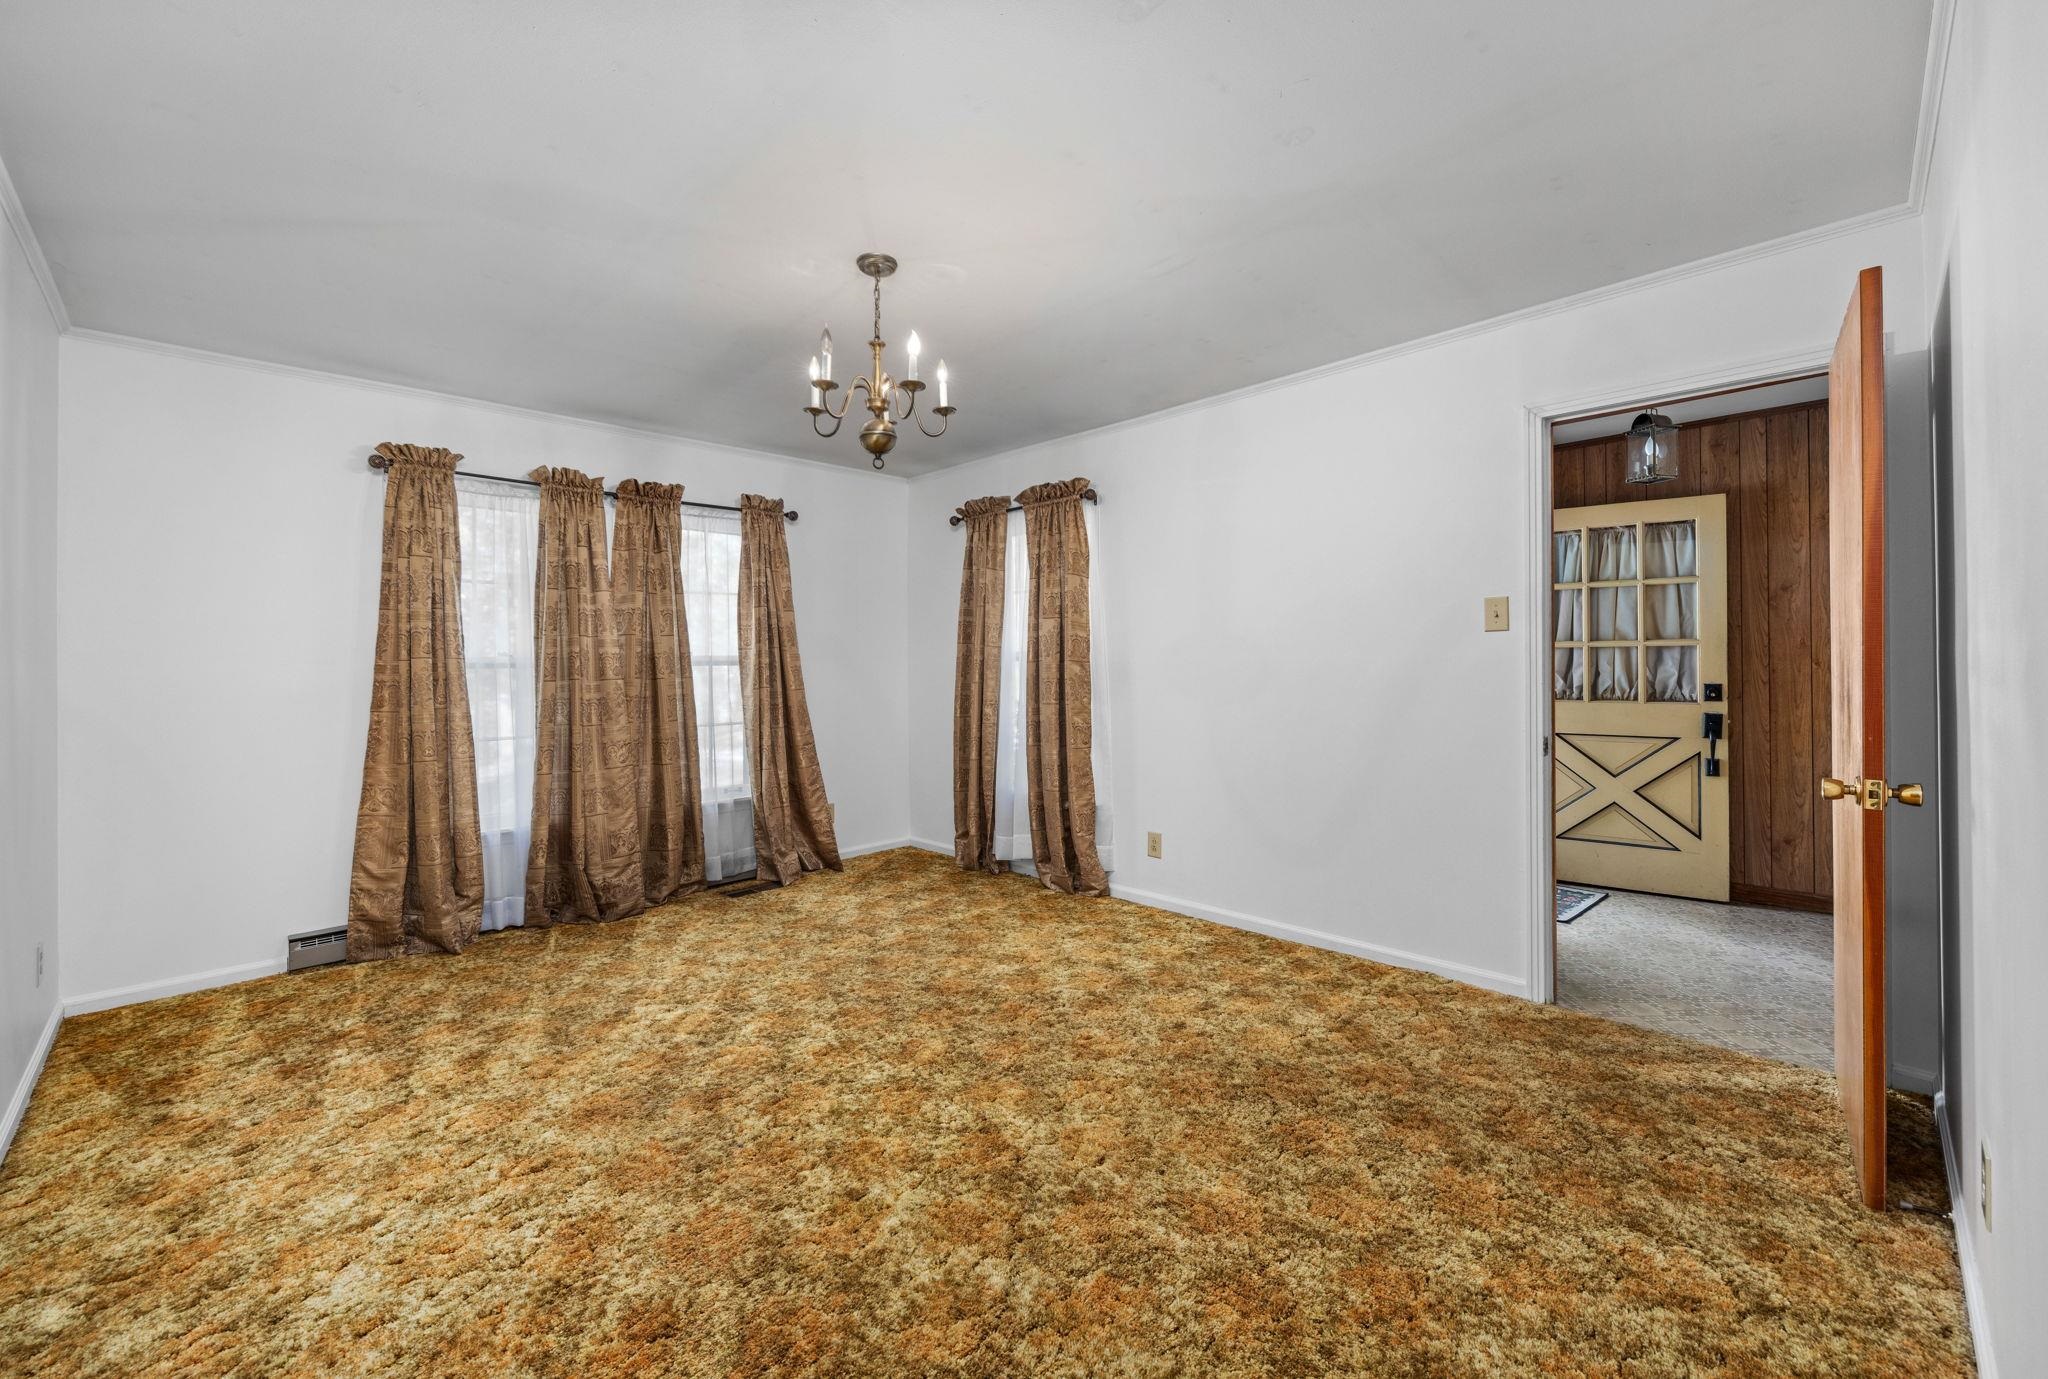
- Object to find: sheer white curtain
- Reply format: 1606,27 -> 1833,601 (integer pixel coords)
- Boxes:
681,507 -> 755,881
455,477 -> 539,931
990,504 -> 1115,872
991,510 -> 1032,863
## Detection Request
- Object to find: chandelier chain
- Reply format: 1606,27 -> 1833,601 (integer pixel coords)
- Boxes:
872,274 -> 882,341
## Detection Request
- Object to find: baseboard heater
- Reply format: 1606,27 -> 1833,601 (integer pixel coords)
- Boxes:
287,926 -> 348,971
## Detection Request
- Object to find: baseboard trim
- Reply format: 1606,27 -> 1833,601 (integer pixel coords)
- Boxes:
1109,882 -> 1529,998
904,839 -> 1527,996
1890,1062 -> 1939,1095
1,1001 -> 64,1166
839,838 -> 916,860
1729,884 -> 1833,914
63,855 -> 916,1016
63,957 -> 288,1018
1933,1090 -> 1998,1368
1934,1090 -> 1998,1379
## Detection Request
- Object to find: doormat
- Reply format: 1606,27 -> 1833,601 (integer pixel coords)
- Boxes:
1555,884 -> 1608,924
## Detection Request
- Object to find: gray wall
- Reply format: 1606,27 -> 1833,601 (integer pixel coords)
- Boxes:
1883,349 -> 1942,1094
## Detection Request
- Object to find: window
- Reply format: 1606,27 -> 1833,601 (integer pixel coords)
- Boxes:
1553,518 -> 1700,703
455,481 -> 757,916
455,477 -> 540,930
990,504 -> 1115,871
680,507 -> 755,880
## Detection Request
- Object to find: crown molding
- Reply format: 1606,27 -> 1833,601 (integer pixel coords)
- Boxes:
0,149 -> 69,332
919,201 -> 1920,482
1907,0 -> 1959,212
61,328 -> 906,483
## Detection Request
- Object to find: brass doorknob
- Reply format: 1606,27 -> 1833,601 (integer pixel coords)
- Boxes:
1891,782 -> 1925,807
1821,776 -> 1849,800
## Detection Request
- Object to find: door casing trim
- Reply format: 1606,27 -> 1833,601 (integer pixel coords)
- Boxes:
1520,344 -> 1834,1003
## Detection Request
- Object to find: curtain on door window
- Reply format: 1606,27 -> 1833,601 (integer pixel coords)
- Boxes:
990,504 -> 1115,872
681,506 -> 755,881
455,476 -> 540,931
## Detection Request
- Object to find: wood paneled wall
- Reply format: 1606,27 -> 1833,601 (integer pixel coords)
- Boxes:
1553,399 -> 1832,912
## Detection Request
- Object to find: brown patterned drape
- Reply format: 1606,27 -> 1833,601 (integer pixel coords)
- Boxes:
525,467 -> 643,925
953,496 -> 1011,873
346,443 -> 486,959
738,494 -> 842,885
1019,478 -> 1108,896
611,480 -> 706,906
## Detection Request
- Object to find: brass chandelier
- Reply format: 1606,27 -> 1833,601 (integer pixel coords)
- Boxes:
804,253 -> 953,469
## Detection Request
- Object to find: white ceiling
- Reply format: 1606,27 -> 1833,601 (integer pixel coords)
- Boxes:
0,1 -> 1934,474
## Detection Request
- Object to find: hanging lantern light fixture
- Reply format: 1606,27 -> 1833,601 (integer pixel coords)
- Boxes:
1624,410 -> 1679,485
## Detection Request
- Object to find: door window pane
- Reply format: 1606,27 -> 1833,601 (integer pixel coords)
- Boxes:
1647,646 -> 1699,702
1553,530 -> 1582,583
1553,647 -> 1584,701
1645,582 -> 1698,639
1642,521 -> 1698,578
1587,525 -> 1638,581
1592,647 -> 1638,701
1588,585 -> 1638,641
1553,588 -> 1582,641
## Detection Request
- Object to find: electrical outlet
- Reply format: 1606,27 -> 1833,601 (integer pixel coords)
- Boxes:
35,944 -> 43,988
1146,831 -> 1163,859
1483,596 -> 1510,632
1981,1143 -> 1993,1230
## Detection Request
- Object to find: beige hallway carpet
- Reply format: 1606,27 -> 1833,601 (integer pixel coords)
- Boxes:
0,850 -> 1971,1377
1558,887 -> 1835,1069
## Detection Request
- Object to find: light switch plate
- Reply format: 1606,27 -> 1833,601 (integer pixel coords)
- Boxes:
1483,596 -> 1510,632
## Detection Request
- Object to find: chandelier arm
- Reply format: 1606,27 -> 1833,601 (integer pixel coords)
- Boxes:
914,408 -> 950,440
811,409 -> 845,439
821,379 -> 870,422
892,387 -> 918,423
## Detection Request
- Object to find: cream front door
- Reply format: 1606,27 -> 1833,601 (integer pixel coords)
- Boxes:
1552,493 -> 1729,902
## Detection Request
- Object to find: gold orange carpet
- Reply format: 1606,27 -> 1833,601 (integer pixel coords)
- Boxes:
0,850 -> 1971,1376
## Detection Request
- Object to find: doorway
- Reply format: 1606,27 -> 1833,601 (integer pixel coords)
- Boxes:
1544,383 -> 1837,1068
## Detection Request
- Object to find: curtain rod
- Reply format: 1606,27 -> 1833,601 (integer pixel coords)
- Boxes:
366,453 -> 797,521
947,489 -> 1097,526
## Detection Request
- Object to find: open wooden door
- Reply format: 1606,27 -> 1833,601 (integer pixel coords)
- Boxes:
1823,266 -> 1923,1209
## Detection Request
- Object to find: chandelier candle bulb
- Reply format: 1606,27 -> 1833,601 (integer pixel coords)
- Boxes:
906,330 -> 921,381
819,328 -> 833,384
937,360 -> 948,409
807,355 -> 821,404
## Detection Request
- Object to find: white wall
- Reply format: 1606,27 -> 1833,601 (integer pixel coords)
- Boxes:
907,215 -> 1927,999
54,337 -> 910,1007
1919,0 -> 2048,1372
0,181 -> 62,1152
